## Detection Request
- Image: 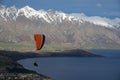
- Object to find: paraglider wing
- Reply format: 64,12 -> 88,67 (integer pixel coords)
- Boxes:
34,34 -> 45,50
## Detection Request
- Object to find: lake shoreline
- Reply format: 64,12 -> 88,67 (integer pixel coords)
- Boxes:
36,49 -> 104,57
0,49 -> 103,80
0,49 -> 103,60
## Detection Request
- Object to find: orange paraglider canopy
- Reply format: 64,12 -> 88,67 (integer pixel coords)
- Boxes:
34,34 -> 45,50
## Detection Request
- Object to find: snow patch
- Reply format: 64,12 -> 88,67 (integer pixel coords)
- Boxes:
70,13 -> 120,28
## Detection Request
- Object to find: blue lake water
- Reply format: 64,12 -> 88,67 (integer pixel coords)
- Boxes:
18,50 -> 120,80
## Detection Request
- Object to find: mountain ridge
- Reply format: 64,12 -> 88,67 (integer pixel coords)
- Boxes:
0,5 -> 120,49
0,5 -> 120,28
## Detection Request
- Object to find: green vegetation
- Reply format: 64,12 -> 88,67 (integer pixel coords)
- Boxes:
41,44 -> 75,52
0,42 -> 35,52
0,42 -> 76,52
1,42 -> 119,53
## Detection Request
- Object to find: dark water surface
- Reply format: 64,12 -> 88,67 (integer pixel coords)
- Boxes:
18,50 -> 120,80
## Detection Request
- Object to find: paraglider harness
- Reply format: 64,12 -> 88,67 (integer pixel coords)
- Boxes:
34,62 -> 38,67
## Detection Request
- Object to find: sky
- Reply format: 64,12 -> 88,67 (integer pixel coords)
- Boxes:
0,0 -> 120,19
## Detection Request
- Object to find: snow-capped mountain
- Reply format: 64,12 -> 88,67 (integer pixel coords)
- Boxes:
1,5 -> 120,28
0,5 -> 83,24
0,5 -> 120,49
70,13 -> 120,28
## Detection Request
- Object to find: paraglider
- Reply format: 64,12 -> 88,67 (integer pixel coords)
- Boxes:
33,34 -> 45,67
34,34 -> 45,50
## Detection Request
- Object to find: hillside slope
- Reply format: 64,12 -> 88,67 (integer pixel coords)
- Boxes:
0,5 -> 120,49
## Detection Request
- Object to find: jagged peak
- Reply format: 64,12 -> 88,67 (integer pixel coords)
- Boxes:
0,5 -> 119,28
6,6 -> 18,13
0,5 -> 83,23
20,6 -> 36,12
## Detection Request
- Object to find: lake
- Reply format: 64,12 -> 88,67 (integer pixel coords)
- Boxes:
18,50 -> 120,80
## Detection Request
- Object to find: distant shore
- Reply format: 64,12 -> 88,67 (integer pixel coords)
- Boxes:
36,49 -> 103,57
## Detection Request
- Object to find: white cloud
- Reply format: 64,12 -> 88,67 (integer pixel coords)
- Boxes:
96,3 -> 102,7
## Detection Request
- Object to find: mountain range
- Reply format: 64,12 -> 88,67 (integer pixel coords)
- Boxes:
0,5 -> 120,49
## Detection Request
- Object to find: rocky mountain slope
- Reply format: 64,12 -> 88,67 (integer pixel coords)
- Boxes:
0,5 -> 120,49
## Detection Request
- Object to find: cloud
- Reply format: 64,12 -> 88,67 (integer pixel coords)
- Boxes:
96,3 -> 102,7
